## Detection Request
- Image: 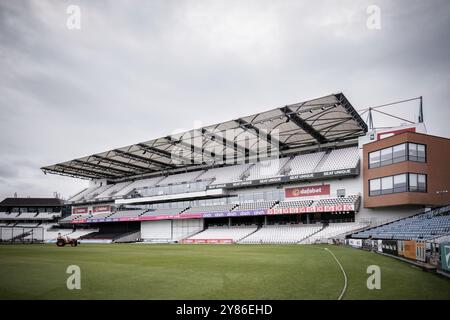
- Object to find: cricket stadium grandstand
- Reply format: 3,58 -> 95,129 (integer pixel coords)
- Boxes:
1,93 -> 450,299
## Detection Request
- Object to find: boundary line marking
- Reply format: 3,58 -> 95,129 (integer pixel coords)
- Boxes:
324,247 -> 348,300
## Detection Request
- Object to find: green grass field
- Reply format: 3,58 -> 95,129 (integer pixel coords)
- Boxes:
0,244 -> 448,300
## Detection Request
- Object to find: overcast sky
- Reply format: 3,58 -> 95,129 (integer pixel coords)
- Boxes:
0,0 -> 449,200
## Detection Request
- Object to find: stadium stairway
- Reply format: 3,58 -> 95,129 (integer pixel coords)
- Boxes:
312,149 -> 331,172
113,231 -> 141,243
181,228 -> 206,241
239,164 -> 254,181
278,156 -> 293,176
9,230 -> 33,242
68,187 -> 88,202
297,224 -> 326,244
237,226 -> 262,243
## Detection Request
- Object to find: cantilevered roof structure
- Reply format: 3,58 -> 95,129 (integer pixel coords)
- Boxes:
41,93 -> 367,181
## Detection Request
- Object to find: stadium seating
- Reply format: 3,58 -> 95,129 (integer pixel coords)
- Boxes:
285,152 -> 326,175
79,230 -> 134,243
183,204 -> 238,214
315,147 -> 359,172
0,228 -> 13,241
275,200 -> 314,208
0,212 -> 19,220
113,176 -> 164,198
15,222 -> 40,227
140,207 -> 186,216
312,195 -> 360,207
43,227 -> 76,241
187,226 -> 258,242
245,157 -> 290,180
65,147 -> 361,206
108,209 -> 146,219
68,185 -> 100,202
14,212 -> 39,219
158,170 -> 205,185
35,212 -> 61,220
66,229 -> 100,239
83,184 -> 114,201
352,208 -> 450,240
234,201 -> 277,211
95,181 -> 134,199
301,222 -> 368,244
239,224 -> 323,244
199,164 -> 252,185
59,214 -> 83,223
89,212 -> 114,219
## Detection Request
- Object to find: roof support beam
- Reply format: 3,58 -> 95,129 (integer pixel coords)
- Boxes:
280,106 -> 328,144
54,164 -> 117,179
72,159 -> 131,176
335,92 -> 368,133
234,118 -> 289,152
41,168 -> 94,180
90,155 -> 152,172
136,144 -> 193,165
114,149 -> 176,169
164,136 -> 216,164
201,128 -> 254,157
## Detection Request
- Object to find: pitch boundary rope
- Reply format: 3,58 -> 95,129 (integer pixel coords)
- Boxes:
324,247 -> 348,300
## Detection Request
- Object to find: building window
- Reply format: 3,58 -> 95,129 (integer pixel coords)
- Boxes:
381,176 -> 393,194
368,142 -> 426,168
408,143 -> 426,162
380,148 -> 393,166
369,150 -> 381,168
393,144 -> 407,163
369,179 -> 381,196
369,173 -> 427,196
409,173 -> 427,192
393,174 -> 407,193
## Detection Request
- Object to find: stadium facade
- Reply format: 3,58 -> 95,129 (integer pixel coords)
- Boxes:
1,93 -> 449,245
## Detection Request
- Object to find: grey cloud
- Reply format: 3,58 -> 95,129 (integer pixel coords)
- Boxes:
0,0 -> 449,199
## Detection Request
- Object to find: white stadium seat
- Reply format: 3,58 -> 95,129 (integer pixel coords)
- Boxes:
95,181 -> 134,199
184,204 -> 238,214
158,170 -> 205,185
114,176 -> 164,198
285,152 -> 326,175
301,222 -> 368,244
200,164 -> 252,185
187,226 -> 258,242
234,201 -> 277,211
245,157 -> 290,180
239,224 -> 322,244
315,147 -> 359,172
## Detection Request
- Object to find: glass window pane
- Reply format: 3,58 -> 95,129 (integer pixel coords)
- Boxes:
393,144 -> 407,163
381,176 -> 393,194
380,148 -> 393,166
369,151 -> 381,168
393,174 -> 407,193
409,173 -> 418,191
369,179 -> 381,196
409,143 -> 418,161
417,144 -> 426,162
418,174 -> 426,191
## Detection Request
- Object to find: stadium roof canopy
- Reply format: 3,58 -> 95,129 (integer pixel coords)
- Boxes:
0,198 -> 65,208
41,93 -> 367,181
